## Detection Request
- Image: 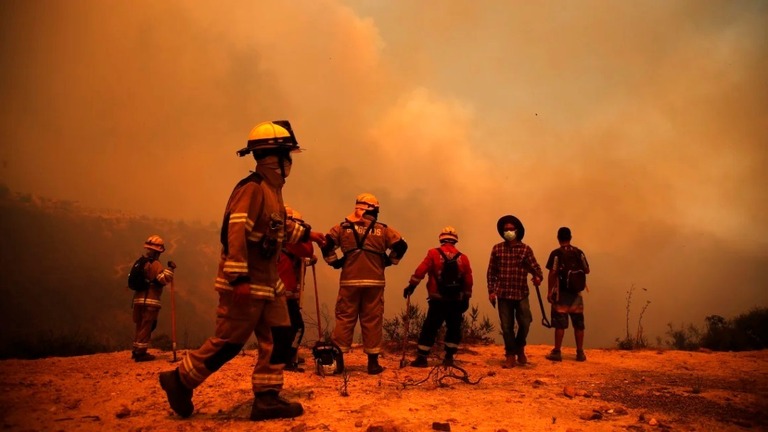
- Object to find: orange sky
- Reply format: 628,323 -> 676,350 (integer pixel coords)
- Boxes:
1,0 -> 766,347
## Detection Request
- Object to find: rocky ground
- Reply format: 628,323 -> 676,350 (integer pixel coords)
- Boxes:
0,343 -> 766,432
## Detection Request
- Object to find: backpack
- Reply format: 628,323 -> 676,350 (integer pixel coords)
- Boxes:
557,247 -> 586,293
127,256 -> 151,291
436,249 -> 463,298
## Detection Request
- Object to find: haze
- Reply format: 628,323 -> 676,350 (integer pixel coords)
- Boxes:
1,0 -> 766,347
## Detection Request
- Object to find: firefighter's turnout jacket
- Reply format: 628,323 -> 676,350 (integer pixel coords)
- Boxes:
323,215 -> 406,287
132,259 -> 174,308
215,172 -> 311,299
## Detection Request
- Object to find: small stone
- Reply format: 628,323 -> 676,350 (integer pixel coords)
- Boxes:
574,389 -> 587,397
366,426 -> 384,432
614,407 -> 629,415
563,386 -> 576,399
648,418 -> 658,426
115,407 -> 130,419
432,421 -> 451,431
355,420 -> 363,427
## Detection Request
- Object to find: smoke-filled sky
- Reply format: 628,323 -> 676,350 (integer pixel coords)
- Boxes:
2,0 -> 767,347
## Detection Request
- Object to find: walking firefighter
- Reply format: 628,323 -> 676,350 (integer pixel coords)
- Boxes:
159,120 -> 326,421
128,235 -> 176,362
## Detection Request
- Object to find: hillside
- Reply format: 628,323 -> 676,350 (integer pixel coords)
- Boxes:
0,344 -> 765,431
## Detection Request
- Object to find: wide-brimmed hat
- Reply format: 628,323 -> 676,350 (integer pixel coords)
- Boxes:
496,215 -> 525,241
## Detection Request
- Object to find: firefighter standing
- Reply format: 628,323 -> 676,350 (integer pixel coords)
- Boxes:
321,193 -> 408,374
159,120 -> 326,421
278,206 -> 317,371
131,235 -> 175,362
403,226 -> 473,368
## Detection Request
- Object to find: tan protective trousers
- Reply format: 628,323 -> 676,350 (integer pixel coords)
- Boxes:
332,285 -> 384,354
178,292 -> 291,393
132,304 -> 159,354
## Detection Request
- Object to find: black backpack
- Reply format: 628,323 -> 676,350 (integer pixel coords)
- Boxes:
436,249 -> 463,298
557,247 -> 586,293
127,256 -> 152,291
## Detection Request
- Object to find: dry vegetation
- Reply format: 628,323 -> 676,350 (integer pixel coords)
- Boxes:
1,344 -> 766,432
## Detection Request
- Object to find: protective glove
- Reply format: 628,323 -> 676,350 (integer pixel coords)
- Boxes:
460,298 -> 470,313
403,283 -> 416,299
167,260 -> 177,270
383,254 -> 393,267
330,258 -> 345,270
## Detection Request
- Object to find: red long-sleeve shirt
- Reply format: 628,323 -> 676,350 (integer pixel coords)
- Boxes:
407,243 -> 473,300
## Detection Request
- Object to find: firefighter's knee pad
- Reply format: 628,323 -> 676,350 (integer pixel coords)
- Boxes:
204,342 -> 243,372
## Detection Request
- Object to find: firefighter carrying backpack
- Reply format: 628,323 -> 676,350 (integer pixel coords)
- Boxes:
436,249 -> 463,298
127,256 -> 152,291
557,247 -> 586,293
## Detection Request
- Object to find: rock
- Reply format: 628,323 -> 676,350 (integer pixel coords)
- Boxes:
592,392 -> 601,398
614,407 -> 629,415
432,421 -> 451,431
115,406 -> 130,419
574,389 -> 587,397
366,426 -> 384,432
355,420 -> 364,427
563,386 -> 576,399
648,418 -> 658,426
579,411 -> 603,421
532,379 -> 546,387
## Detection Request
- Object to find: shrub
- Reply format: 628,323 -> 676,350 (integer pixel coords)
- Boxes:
665,322 -> 702,351
383,302 -> 495,346
701,307 -> 768,351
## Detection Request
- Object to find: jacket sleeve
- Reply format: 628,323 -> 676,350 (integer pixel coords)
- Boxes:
408,249 -> 434,286
525,246 -> 544,280
322,224 -> 342,267
148,260 -> 174,286
284,217 -> 310,245
486,247 -> 498,296
461,254 -> 473,297
223,183 -> 262,285
286,240 -> 314,259
386,226 -> 407,265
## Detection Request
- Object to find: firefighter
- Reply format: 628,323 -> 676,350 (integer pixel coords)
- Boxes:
321,193 -> 408,374
403,226 -> 473,368
131,235 -> 175,362
159,120 -> 326,421
278,206 -> 317,371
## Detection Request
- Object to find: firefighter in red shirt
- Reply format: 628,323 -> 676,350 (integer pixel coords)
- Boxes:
321,193 -> 408,374
403,226 -> 473,368
159,120 -> 325,421
278,206 -> 317,371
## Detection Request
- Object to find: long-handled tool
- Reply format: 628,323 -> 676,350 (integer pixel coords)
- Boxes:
168,264 -> 179,362
533,283 -> 552,329
399,294 -> 411,368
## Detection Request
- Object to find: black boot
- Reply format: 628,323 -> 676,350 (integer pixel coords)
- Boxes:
442,352 -> 455,367
410,354 -> 428,368
367,354 -> 384,375
250,390 -> 304,421
134,352 -> 156,362
159,369 -> 194,418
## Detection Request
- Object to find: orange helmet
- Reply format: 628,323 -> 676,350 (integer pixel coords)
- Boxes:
354,193 -> 379,211
285,206 -> 304,223
144,235 -> 165,252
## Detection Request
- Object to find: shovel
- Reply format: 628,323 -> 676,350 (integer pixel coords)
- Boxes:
399,294 -> 411,368
168,271 -> 180,362
533,283 -> 552,329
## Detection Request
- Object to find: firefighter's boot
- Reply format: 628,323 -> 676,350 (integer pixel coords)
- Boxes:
159,369 -> 194,418
367,353 -> 384,375
410,354 -> 428,368
250,390 -> 304,421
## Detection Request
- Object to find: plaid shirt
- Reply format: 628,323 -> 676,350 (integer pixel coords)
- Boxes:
486,241 -> 543,300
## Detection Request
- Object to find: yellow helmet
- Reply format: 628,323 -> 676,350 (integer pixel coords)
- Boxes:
285,206 -> 304,222
144,235 -> 166,252
237,120 -> 302,157
439,226 -> 459,243
354,193 -> 379,211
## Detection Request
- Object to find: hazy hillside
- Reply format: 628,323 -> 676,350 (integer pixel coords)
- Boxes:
0,186 -> 221,358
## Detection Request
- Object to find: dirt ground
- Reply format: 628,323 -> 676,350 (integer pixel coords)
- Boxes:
0,343 -> 766,432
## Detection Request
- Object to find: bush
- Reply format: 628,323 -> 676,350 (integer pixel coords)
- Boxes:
382,302 -> 495,347
701,307 -> 768,351
665,322 -> 702,351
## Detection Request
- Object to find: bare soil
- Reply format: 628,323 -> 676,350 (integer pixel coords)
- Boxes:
0,344 -> 766,432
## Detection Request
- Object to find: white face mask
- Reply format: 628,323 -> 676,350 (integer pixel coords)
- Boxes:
503,230 -> 517,241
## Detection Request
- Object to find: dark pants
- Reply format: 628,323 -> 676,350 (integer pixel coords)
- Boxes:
287,299 -> 305,360
497,297 -> 532,356
416,299 -> 464,355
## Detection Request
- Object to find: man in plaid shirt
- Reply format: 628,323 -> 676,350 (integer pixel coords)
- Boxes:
487,215 -> 543,369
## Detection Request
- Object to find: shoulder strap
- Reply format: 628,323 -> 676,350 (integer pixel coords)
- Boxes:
342,219 -> 378,254
436,248 -> 461,262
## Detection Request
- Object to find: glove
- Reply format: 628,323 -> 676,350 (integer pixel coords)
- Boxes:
330,259 -> 344,270
383,255 -> 393,267
403,284 -> 416,299
167,260 -> 177,270
460,298 -> 470,313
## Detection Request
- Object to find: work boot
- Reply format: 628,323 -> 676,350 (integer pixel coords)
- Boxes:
284,362 -> 304,373
517,347 -> 528,365
134,352 -> 156,362
501,355 -> 516,369
410,354 -> 428,368
576,349 -> 587,362
367,354 -> 384,375
159,369 -> 194,418
442,352 -> 455,367
250,390 -> 303,421
545,349 -> 563,362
